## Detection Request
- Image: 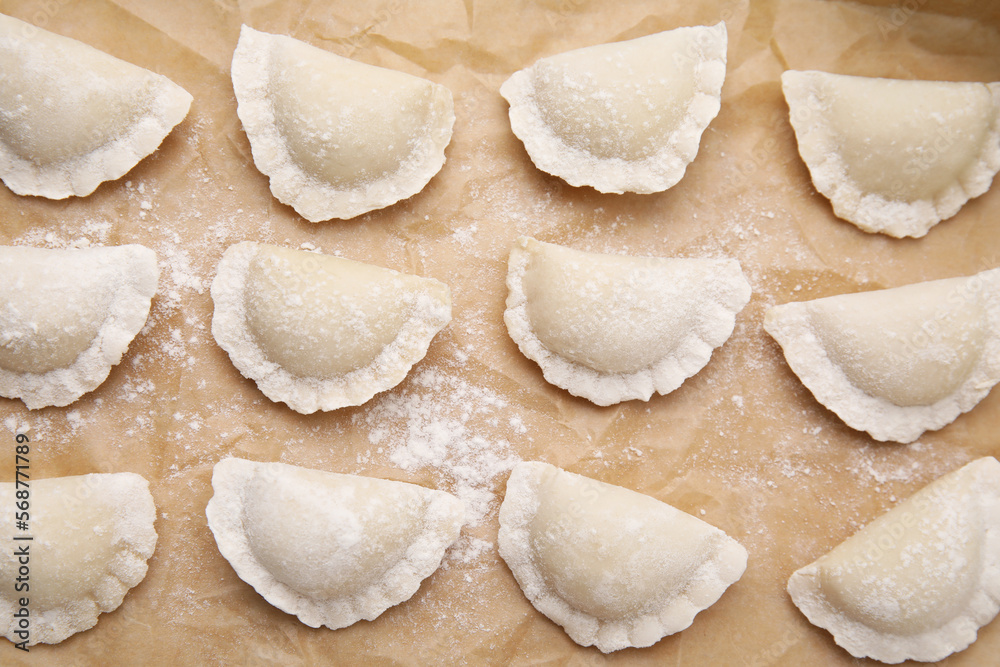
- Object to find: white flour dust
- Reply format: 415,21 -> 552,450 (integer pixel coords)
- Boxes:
354,364 -> 521,561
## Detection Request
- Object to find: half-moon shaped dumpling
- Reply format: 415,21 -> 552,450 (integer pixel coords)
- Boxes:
231,25 -> 455,221
0,244 -> 160,409
504,237 -> 751,406
206,457 -> 465,629
210,242 -> 451,413
498,461 -> 747,653
500,23 -> 727,194
787,456 -> 1000,663
0,13 -> 192,199
782,70 -> 1000,238
0,472 -> 158,646
763,268 -> 1000,443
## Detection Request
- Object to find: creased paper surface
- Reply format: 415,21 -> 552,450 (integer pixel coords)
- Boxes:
1,0 -> 999,664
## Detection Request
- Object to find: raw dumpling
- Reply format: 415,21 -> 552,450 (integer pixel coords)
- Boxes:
787,456 -> 1000,663
231,25 -> 455,221
210,242 -> 451,413
0,472 -> 158,646
504,237 -> 751,405
0,13 -> 192,199
0,245 -> 160,409
782,70 -> 1000,238
763,268 -> 1000,443
498,461 -> 747,653
206,457 -> 465,629
500,23 -> 727,194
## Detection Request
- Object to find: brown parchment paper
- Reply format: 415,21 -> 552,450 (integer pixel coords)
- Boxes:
2,0 -> 1000,664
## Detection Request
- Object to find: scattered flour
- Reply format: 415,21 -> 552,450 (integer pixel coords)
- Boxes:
355,365 -> 521,550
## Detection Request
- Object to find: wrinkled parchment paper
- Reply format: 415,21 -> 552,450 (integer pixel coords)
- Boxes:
2,0 -> 1000,664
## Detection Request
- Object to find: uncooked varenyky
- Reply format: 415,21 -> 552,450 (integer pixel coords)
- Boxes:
210,242 -> 452,413
764,268 -> 1000,443
783,70 -> 1000,238
231,25 -> 455,221
501,23 -> 727,194
0,473 -> 158,646
0,13 -> 192,199
788,457 -> 1000,663
0,245 -> 160,409
498,461 -> 747,653
504,237 -> 750,405
206,458 -> 465,629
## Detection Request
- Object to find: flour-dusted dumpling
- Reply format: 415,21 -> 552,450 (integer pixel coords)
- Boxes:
500,23 -> 727,194
498,461 -> 746,653
211,242 -> 451,413
0,13 -> 192,199
788,457 -> 1000,663
0,245 -> 159,409
206,457 -> 465,629
0,472 -> 157,646
782,70 -> 1000,238
504,237 -> 751,406
764,268 -> 1000,443
231,26 -> 455,221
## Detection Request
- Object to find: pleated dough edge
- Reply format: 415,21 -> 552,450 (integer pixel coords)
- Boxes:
0,472 -> 158,646
500,23 -> 727,194
0,15 -> 192,199
786,457 -> 1000,663
762,268 -> 1000,443
230,25 -> 455,221
782,71 -> 1000,238
497,461 -> 748,653
503,237 -> 751,406
205,457 -> 465,629
210,242 -> 452,413
0,245 -> 160,410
